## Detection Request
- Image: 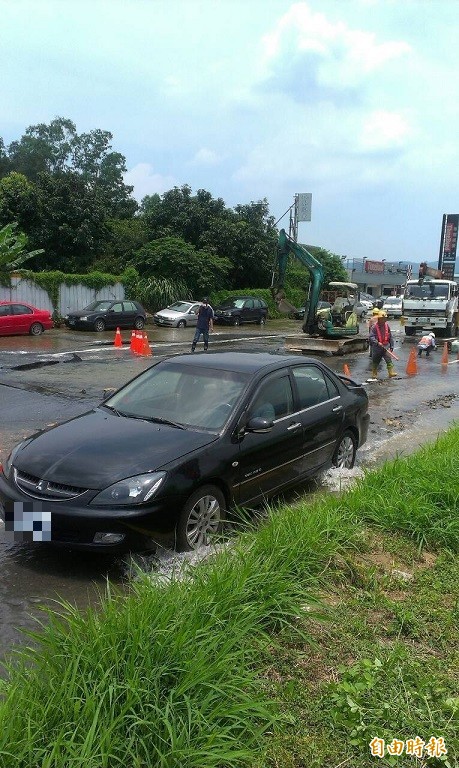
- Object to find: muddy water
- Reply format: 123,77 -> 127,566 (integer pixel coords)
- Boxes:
1,320 -> 458,661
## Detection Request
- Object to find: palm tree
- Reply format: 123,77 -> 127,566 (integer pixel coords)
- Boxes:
0,223 -> 44,285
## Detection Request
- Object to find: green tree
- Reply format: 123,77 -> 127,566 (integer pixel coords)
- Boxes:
7,117 -> 77,180
29,172 -> 109,272
0,172 -> 39,233
0,223 -> 44,285
133,236 -> 231,297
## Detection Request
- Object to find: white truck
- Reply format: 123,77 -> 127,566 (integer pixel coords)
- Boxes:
402,271 -> 459,337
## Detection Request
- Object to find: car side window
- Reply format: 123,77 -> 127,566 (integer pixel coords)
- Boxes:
0,304 -> 13,316
123,301 -> 137,312
248,375 -> 294,421
292,366 -> 331,408
110,303 -> 124,313
13,304 -> 33,315
244,299 -> 254,309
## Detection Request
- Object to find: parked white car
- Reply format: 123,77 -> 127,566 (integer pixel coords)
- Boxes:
382,296 -> 403,318
153,301 -> 201,328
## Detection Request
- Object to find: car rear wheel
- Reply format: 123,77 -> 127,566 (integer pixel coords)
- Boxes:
233,317 -> 241,326
177,320 -> 186,328
176,485 -> 226,551
257,316 -> 266,325
93,318 -> 106,332
134,317 -> 145,330
332,430 -> 357,469
29,322 -> 44,336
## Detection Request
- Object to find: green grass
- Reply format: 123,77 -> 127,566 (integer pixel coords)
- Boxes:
0,427 -> 458,767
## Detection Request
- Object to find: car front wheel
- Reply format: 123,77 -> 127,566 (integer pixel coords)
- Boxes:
257,316 -> 266,325
176,485 -> 226,551
332,430 -> 357,469
233,317 -> 241,326
177,320 -> 186,328
29,322 -> 44,336
93,318 -> 106,332
134,317 -> 145,330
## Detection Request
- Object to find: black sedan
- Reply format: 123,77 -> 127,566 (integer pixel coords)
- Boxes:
64,300 -> 146,332
0,353 -> 369,552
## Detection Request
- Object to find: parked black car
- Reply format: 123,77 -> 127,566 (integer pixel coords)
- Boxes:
64,300 -> 146,332
213,297 -> 268,326
0,352 -> 369,552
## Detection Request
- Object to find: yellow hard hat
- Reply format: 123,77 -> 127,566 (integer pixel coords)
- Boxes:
372,307 -> 380,315
378,310 -> 387,318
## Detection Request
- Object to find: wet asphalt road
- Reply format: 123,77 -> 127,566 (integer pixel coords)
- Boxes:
1,319 -> 458,659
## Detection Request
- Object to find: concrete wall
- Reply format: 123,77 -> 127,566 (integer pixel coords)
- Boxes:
0,274 -> 125,316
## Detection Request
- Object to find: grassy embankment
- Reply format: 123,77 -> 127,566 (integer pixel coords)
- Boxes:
1,427 -> 458,768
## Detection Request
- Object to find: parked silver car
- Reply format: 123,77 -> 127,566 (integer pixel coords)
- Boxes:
154,301 -> 201,328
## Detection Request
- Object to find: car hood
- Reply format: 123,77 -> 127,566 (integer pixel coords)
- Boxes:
155,309 -> 181,319
13,410 -> 217,489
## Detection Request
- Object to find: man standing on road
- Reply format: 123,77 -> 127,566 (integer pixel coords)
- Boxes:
191,297 -> 214,353
369,311 -> 397,379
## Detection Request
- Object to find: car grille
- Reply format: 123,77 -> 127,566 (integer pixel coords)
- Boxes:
14,469 -> 88,500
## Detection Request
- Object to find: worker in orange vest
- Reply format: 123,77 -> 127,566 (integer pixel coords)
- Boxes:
417,332 -> 436,357
369,311 -> 397,379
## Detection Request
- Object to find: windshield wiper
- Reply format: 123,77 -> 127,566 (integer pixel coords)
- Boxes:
100,403 -> 125,417
148,416 -> 186,429
121,413 -> 186,429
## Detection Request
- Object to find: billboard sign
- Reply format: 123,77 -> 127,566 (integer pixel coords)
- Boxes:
297,193 -> 312,222
438,214 -> 458,279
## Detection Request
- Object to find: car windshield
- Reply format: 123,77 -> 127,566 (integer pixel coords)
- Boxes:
404,284 -> 449,299
105,361 -> 250,431
166,302 -> 193,312
384,298 -> 401,305
219,299 -> 246,309
84,301 -> 113,311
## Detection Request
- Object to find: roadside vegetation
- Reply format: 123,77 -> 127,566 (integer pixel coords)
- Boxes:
0,117 -> 348,315
1,427 -> 458,767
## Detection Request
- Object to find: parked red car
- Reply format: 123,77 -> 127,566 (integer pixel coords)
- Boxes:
0,301 -> 53,336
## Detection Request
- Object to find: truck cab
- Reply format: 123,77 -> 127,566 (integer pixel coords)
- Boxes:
402,278 -> 458,337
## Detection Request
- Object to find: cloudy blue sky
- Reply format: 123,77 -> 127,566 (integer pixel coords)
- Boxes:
1,0 -> 458,262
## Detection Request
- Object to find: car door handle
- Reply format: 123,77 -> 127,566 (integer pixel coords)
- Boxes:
332,406 -> 343,412
287,422 -> 302,430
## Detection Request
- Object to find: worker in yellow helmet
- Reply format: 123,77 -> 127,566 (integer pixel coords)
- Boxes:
369,311 -> 397,379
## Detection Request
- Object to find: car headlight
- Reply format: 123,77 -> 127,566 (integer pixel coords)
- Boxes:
90,472 -> 166,506
223,311 -> 232,316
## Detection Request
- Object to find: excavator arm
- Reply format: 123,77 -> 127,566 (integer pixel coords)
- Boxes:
272,228 -> 324,334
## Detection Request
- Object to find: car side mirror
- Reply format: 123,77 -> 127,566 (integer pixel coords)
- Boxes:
245,416 -> 274,433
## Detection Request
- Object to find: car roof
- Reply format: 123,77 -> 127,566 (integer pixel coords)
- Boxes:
163,351 -> 325,374
0,300 -> 35,307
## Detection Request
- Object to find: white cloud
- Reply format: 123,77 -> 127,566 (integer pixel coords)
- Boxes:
188,148 -> 221,166
261,2 -> 412,89
123,163 -> 177,202
360,110 -> 412,151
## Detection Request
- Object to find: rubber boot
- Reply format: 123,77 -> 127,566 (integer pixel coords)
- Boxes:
371,366 -> 378,378
191,344 -> 196,353
387,362 -> 397,378
418,349 -> 422,357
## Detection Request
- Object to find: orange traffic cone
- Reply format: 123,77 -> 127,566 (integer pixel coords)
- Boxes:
141,332 -> 152,356
343,363 -> 351,376
114,327 -> 122,348
406,347 -> 418,376
130,330 -> 136,352
134,330 -> 143,354
441,342 -> 449,365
